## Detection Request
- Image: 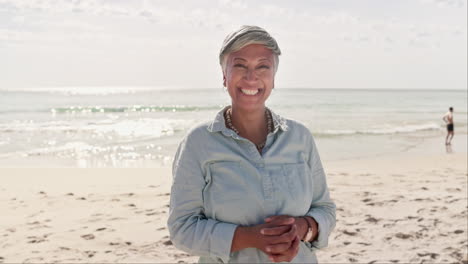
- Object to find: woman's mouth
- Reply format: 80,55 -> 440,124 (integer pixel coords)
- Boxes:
240,88 -> 260,96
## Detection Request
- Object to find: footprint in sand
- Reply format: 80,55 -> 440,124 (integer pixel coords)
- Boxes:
108,217 -> 126,221
84,250 -> 96,258
432,219 -> 441,226
27,238 -> 46,244
174,253 -> 191,258
357,242 -> 371,246
417,252 -> 439,259
395,232 -> 412,239
343,230 -> 358,236
146,212 -> 158,216
364,215 -> 379,223
163,240 -> 173,246
414,198 -> 434,202
81,234 -> 95,240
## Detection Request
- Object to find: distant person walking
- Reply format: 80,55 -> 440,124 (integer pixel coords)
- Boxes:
442,107 -> 454,145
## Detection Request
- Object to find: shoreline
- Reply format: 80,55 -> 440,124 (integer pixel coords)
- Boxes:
0,132 -> 466,168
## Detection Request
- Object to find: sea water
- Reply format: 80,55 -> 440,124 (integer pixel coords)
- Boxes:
0,87 -> 466,167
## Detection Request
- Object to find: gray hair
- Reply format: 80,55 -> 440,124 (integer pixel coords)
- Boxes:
219,25 -> 281,75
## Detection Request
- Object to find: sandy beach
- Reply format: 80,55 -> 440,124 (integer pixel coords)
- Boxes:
0,152 -> 466,263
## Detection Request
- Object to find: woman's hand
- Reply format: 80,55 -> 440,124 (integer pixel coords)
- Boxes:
261,215 -> 302,262
231,217 -> 295,254
231,215 -> 303,262
247,216 -> 296,252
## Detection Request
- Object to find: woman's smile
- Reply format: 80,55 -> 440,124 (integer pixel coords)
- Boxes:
240,88 -> 260,96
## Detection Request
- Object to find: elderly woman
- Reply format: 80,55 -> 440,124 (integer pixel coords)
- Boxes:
167,25 -> 336,263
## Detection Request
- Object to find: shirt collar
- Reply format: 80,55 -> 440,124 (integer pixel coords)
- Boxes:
206,106 -> 289,136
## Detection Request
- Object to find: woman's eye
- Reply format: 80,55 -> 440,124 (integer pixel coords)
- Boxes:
234,64 -> 247,68
258,65 -> 270,69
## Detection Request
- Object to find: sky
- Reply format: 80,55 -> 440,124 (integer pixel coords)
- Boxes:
0,0 -> 467,90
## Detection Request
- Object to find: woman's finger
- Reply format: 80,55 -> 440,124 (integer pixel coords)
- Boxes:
265,242 -> 291,254
266,224 -> 297,245
279,224 -> 298,242
264,215 -> 295,226
260,225 -> 290,236
269,236 -> 300,262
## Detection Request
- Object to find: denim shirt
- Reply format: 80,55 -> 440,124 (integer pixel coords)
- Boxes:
167,106 -> 336,263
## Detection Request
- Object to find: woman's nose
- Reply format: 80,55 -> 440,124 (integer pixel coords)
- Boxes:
244,69 -> 258,81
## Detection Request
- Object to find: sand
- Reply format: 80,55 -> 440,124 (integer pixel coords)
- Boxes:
0,153 -> 466,263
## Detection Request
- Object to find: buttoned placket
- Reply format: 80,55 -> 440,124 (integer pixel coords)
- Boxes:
224,128 -> 281,215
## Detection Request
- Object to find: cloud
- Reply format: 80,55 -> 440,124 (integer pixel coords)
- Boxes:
419,0 -> 466,8
217,0 -> 247,9
0,0 -> 132,15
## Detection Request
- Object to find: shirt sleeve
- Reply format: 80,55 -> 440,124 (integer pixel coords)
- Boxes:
167,134 -> 238,263
304,135 -> 336,250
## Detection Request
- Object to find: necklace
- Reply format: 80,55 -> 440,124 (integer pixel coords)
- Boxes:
224,107 -> 274,152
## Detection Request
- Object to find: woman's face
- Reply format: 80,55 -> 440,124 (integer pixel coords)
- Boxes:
224,44 -> 275,112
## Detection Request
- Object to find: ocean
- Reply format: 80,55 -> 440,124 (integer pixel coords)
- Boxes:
0,87 -> 466,168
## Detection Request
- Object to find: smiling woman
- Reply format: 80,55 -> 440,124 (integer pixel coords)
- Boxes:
224,44 -> 275,113
167,25 -> 336,263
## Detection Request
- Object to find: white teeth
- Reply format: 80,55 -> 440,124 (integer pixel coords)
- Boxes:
241,89 -> 259,95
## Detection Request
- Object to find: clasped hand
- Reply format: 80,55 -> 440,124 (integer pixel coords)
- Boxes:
251,215 -> 300,262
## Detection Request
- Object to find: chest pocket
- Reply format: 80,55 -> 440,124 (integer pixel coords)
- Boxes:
204,161 -> 263,225
281,163 -> 312,205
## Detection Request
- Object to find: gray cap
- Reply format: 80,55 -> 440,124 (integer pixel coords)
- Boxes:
219,25 -> 281,67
